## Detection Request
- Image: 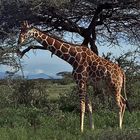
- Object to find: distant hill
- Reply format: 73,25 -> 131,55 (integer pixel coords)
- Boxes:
0,72 -> 5,79
27,73 -> 58,79
27,73 -> 63,79
0,72 -> 62,80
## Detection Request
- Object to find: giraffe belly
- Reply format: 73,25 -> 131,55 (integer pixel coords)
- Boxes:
91,78 -> 111,95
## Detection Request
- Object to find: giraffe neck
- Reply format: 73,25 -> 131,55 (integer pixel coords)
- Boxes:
32,28 -> 77,66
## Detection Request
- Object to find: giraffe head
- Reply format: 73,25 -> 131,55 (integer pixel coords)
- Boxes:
18,21 -> 33,45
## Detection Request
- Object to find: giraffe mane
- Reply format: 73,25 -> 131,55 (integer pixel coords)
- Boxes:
33,27 -> 83,47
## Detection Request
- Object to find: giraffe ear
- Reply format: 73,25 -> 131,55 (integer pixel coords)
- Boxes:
21,20 -> 31,28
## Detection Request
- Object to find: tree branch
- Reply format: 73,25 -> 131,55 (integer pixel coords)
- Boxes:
17,45 -> 47,58
82,3 -> 113,55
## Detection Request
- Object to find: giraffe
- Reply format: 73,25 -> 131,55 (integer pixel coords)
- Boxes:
17,21 -> 130,132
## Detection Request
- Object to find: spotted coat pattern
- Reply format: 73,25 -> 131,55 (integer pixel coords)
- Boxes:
18,22 -> 128,132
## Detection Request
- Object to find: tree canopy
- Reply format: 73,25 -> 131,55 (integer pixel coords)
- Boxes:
0,0 -> 140,73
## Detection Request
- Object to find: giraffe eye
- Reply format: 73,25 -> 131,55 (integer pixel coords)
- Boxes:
48,45 -> 52,50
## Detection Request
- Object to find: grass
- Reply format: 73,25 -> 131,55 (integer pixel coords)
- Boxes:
0,127 -> 139,140
0,79 -> 139,140
0,110 -> 139,140
47,83 -> 75,100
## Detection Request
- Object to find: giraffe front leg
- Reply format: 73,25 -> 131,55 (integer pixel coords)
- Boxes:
86,95 -> 94,130
78,81 -> 86,132
80,99 -> 85,132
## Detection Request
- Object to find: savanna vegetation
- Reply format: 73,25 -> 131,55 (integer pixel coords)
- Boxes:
0,71 -> 139,140
0,0 -> 140,139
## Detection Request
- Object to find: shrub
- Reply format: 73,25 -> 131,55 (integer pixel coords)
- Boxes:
58,85 -> 116,113
58,86 -> 79,112
11,80 -> 49,108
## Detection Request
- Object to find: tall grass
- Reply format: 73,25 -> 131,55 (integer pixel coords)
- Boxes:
0,78 -> 139,140
0,109 -> 139,140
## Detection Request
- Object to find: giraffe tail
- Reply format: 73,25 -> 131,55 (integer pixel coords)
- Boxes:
123,73 -> 132,113
125,100 -> 131,113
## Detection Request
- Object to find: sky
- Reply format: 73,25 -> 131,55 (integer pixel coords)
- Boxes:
0,34 -> 137,77
1,45 -> 134,76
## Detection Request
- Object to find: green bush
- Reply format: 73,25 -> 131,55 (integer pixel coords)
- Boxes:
12,80 -> 49,108
58,85 -> 117,113
0,85 -> 13,108
0,107 -> 27,127
58,86 -> 79,112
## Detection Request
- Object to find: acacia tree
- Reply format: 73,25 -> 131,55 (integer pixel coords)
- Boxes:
0,42 -> 20,73
0,0 -> 140,69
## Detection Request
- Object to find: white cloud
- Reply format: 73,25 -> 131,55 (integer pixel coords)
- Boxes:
21,50 -> 72,76
0,65 -> 16,72
34,69 -> 46,74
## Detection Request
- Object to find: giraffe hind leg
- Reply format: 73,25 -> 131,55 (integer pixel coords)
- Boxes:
86,95 -> 94,130
116,95 -> 126,129
120,95 -> 127,121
